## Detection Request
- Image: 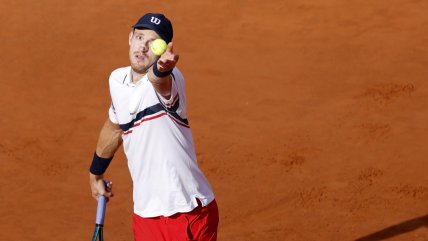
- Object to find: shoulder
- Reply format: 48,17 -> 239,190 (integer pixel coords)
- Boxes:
109,66 -> 131,85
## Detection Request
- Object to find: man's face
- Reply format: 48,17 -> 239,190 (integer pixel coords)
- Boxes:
129,28 -> 160,74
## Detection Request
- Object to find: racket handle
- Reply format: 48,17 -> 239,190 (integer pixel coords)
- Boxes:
96,195 -> 107,225
95,180 -> 109,225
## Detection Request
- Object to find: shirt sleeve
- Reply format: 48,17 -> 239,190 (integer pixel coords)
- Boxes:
108,103 -> 119,124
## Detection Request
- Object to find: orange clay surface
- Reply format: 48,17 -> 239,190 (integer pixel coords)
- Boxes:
1,1 -> 428,240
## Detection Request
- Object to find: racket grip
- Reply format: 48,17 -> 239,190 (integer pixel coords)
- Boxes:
96,195 -> 107,225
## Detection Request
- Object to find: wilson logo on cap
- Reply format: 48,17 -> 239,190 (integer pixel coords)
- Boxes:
150,17 -> 161,25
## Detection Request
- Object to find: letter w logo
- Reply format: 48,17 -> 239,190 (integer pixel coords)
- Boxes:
151,17 -> 161,25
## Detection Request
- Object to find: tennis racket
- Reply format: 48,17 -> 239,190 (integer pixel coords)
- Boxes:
91,188 -> 107,241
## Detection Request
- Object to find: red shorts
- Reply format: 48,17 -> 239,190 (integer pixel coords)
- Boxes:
132,199 -> 219,241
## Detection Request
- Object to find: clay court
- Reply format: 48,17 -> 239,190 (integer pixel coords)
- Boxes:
1,0 -> 428,240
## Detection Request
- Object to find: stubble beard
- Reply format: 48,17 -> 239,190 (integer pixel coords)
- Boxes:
130,53 -> 156,75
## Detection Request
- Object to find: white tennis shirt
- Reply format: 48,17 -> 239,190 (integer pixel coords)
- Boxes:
108,66 -> 215,218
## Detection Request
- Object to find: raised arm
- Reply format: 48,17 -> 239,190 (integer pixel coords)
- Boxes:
148,42 -> 179,98
89,118 -> 123,200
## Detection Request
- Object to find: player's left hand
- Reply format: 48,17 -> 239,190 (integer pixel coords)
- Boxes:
156,42 -> 179,73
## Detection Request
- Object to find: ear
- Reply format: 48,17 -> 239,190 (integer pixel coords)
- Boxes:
129,31 -> 133,46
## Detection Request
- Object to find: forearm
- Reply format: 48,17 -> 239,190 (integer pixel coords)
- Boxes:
148,67 -> 172,98
88,118 -> 121,199
89,118 -> 122,176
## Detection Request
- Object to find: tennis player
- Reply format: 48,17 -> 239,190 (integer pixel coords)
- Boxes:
88,13 -> 219,241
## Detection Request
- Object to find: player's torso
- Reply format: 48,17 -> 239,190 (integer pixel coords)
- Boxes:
108,66 -> 195,174
108,66 -> 214,218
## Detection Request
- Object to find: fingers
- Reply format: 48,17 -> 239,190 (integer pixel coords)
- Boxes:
101,180 -> 114,198
91,179 -> 114,201
158,56 -> 179,66
157,58 -> 178,71
167,42 -> 173,53
157,42 -> 179,72
158,43 -> 178,61
105,180 -> 113,191
103,181 -> 114,198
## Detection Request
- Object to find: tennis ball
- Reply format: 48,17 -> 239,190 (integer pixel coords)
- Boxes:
150,39 -> 167,56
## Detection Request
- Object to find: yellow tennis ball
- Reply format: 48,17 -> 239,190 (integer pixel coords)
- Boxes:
150,39 -> 167,56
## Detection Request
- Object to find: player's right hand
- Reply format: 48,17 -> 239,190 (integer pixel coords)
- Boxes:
156,42 -> 179,73
89,174 -> 114,201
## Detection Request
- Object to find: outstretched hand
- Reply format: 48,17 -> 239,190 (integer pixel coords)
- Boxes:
156,42 -> 179,73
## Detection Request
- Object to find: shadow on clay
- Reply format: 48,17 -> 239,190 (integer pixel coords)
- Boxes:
355,214 -> 428,241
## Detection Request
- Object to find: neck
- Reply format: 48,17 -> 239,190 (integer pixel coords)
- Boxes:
131,69 -> 147,84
